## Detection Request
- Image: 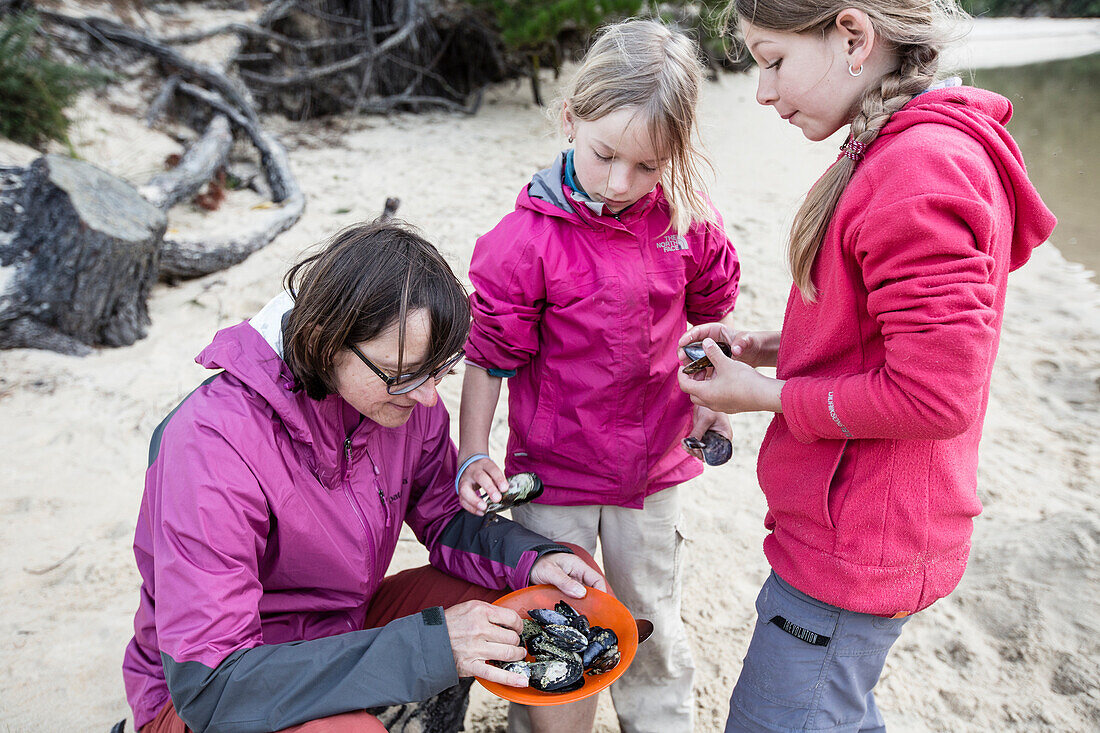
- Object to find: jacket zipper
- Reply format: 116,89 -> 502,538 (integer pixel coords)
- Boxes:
363,444 -> 392,528
342,437 -> 378,589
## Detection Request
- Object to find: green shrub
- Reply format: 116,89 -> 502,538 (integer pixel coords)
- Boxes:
0,12 -> 110,148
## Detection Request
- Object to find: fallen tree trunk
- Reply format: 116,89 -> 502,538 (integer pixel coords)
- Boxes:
0,155 -> 165,354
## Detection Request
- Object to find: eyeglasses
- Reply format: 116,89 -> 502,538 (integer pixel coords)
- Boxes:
348,344 -> 464,395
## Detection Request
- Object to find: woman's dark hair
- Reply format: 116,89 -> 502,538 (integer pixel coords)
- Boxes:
282,219 -> 470,400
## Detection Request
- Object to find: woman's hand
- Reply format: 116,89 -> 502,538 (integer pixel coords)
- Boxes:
444,600 -> 528,686
678,338 -> 785,415
529,552 -> 608,597
456,455 -> 508,515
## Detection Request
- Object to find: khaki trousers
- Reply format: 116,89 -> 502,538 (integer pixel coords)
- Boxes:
510,487 -> 695,733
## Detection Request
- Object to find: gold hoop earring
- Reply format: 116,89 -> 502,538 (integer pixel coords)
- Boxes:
848,64 -> 863,77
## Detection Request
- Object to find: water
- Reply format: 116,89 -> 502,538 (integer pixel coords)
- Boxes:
971,53 -> 1099,282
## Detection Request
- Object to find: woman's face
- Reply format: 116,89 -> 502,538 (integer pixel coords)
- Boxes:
740,20 -> 868,142
330,308 -> 440,427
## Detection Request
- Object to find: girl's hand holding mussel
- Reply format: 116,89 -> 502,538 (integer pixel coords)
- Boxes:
678,338 -> 786,415
456,454 -> 508,515
679,325 -> 781,370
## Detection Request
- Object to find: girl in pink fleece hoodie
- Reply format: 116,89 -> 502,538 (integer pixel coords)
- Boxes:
458,19 -> 741,733
680,2 -> 1056,731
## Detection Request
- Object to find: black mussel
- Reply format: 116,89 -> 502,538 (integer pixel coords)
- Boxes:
529,659 -> 584,692
682,341 -> 733,375
528,608 -> 571,627
553,601 -> 591,635
493,660 -> 534,680
519,618 -> 543,647
542,623 -> 589,652
586,626 -> 618,647
551,676 -> 586,693
554,600 -> 580,622
580,626 -> 619,668
484,472 -> 544,514
586,646 -> 621,675
528,634 -> 582,664
682,429 -> 733,466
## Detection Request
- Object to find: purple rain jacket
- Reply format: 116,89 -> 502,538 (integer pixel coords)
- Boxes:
466,154 -> 741,507
122,294 -> 570,732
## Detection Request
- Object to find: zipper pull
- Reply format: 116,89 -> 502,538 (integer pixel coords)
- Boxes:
377,484 -> 393,527
344,437 -> 352,461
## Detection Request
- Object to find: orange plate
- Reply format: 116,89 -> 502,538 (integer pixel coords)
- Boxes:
475,584 -> 638,706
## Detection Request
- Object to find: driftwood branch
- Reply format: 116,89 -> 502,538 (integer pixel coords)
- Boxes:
158,83 -> 304,280
138,115 -> 233,210
38,9 -> 259,124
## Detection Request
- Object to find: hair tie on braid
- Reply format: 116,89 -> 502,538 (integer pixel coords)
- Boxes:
838,138 -> 868,163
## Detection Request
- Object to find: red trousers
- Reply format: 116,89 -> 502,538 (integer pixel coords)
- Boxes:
142,545 -> 599,732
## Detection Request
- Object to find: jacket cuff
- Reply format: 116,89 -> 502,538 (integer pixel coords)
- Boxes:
516,544 -> 573,589
420,607 -> 460,687
780,377 -> 852,444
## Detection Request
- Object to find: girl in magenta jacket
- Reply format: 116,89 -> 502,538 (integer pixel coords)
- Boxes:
122,221 -> 605,733
679,2 -> 1057,731
457,19 -> 740,733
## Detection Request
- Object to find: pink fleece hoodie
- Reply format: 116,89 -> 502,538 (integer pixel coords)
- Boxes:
762,87 -> 1056,615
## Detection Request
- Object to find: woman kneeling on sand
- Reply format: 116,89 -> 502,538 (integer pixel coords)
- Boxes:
121,220 -> 605,733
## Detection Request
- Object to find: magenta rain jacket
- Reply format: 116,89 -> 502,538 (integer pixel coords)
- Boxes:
466,154 -> 741,508
122,294 -> 570,732
762,87 -> 1057,616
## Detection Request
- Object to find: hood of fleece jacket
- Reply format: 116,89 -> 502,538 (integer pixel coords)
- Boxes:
880,86 -> 1056,271
194,292 -> 351,485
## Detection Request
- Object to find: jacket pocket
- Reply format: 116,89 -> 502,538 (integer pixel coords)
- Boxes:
759,422 -> 846,533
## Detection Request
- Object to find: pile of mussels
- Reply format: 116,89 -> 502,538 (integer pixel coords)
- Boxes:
494,600 -> 620,693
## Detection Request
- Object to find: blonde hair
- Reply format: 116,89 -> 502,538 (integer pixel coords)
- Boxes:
725,1 -> 967,301
558,19 -> 713,235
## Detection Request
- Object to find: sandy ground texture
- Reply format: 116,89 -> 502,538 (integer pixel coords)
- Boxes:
1,12 -> 1098,733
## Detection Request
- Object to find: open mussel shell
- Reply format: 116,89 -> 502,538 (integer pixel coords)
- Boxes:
682,429 -> 733,466
484,472 -> 545,514
681,340 -> 733,375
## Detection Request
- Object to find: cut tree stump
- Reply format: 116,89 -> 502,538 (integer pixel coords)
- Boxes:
0,155 -> 166,355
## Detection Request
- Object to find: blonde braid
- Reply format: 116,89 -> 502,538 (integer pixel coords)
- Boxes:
789,46 -> 939,301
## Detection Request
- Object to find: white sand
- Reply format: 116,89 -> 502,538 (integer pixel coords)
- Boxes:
1,15 -> 1098,733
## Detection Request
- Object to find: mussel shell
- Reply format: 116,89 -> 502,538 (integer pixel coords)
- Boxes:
528,633 -> 582,663
549,676 -> 586,693
683,429 -> 733,466
484,472 -> 544,514
495,660 -> 533,679
552,601 -> 592,635
682,341 -> 733,375
542,623 -> 589,652
528,608 -> 571,627
529,659 -> 584,692
519,618 -> 543,647
586,646 -> 621,675
586,626 -> 618,648
554,600 -> 580,622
